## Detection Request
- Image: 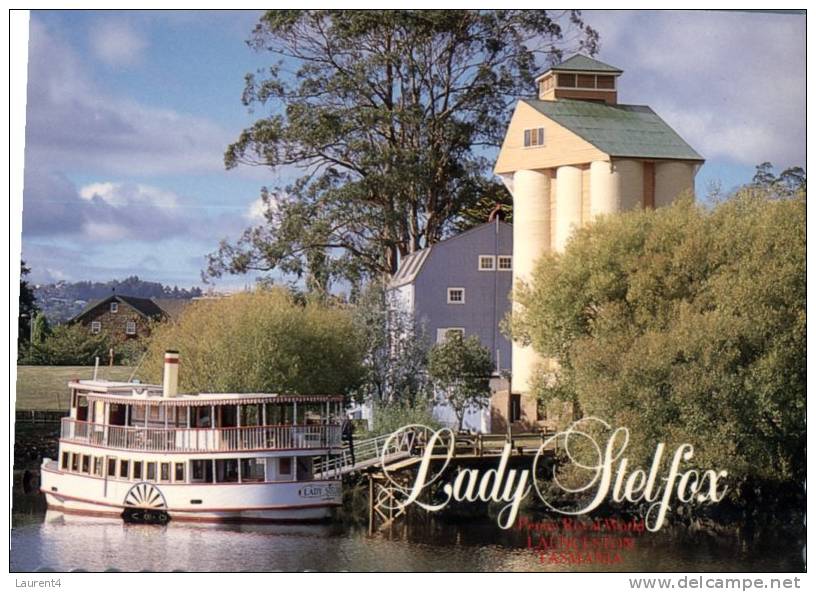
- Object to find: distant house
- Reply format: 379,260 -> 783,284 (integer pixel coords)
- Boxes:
387,219 -> 513,432
70,295 -> 189,341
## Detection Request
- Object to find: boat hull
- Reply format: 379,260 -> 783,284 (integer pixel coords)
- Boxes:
41,464 -> 341,523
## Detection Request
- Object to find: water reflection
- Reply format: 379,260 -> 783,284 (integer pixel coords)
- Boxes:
10,498 -> 805,572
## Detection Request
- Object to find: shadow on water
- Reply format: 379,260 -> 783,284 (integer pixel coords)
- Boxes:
11,476 -> 805,573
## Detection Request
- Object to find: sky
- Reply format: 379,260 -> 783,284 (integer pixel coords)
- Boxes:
19,10 -> 806,288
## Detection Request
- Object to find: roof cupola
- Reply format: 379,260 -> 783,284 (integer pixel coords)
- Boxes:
536,54 -> 622,105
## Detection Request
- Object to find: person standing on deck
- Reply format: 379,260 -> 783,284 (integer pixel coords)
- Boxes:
341,417 -> 356,466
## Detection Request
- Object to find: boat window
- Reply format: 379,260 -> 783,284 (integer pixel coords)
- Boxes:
147,462 -> 157,481
160,463 -> 171,482
215,459 -> 239,483
279,457 -> 292,477
94,456 -> 104,477
296,457 -> 314,480
191,406 -> 212,428
133,461 -> 143,480
109,403 -> 126,426
71,453 -> 79,472
81,455 -> 91,474
241,404 -> 261,426
61,452 -> 69,470
219,405 -> 238,428
76,396 -> 89,422
240,458 -> 265,483
265,403 -> 293,425
302,402 -> 324,425
120,460 -> 130,479
174,462 -> 185,483
107,457 -> 117,477
191,459 -> 213,483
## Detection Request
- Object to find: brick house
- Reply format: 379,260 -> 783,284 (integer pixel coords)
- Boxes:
70,295 -> 185,341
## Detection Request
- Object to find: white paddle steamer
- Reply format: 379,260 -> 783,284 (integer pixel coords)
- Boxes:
40,351 -> 344,523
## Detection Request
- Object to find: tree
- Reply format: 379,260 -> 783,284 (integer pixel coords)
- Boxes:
752,161 -> 806,197
18,260 -> 38,352
25,324 -> 111,366
31,312 -> 50,345
454,180 -> 513,232
511,187 -> 805,487
351,282 -> 433,406
428,332 -> 494,431
141,288 -> 364,395
206,10 -> 599,292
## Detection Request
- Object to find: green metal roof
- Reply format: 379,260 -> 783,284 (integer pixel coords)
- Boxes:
523,99 -> 704,161
547,54 -> 623,74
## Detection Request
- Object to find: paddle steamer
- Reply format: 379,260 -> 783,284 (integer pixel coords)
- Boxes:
40,351 -> 344,523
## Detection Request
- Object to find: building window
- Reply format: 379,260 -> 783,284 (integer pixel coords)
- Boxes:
126,321 -> 137,335
436,328 -> 465,344
523,127 -> 545,148
447,288 -> 465,304
498,256 -> 512,270
110,302 -> 118,313
90,321 -> 101,334
557,73 -> 576,88
577,73 -> 596,88
478,255 -> 495,270
510,394 -> 522,423
596,75 -> 615,89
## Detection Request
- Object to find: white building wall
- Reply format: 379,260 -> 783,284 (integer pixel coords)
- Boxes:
655,161 -> 695,207
553,165 -> 583,252
511,169 -> 551,396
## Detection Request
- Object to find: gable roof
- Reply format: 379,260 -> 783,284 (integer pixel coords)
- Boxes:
388,248 -> 432,289
539,54 -> 623,77
387,221 -> 512,289
523,99 -> 704,162
71,295 -> 169,323
151,298 -> 192,321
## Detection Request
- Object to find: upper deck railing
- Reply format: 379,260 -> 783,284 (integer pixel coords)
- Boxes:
60,418 -> 341,453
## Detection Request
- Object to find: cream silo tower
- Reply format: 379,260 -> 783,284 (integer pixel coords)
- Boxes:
494,54 -> 704,430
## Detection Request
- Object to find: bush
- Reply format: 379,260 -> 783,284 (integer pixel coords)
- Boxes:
24,324 -> 112,366
141,287 -> 364,395
368,401 -> 442,437
512,188 -> 805,485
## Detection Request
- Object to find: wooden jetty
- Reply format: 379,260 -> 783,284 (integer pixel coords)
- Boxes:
315,428 -> 556,533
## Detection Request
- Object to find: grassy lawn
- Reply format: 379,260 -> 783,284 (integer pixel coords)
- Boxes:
15,366 -> 137,410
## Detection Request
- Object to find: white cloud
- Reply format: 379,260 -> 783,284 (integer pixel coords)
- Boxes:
89,20 -> 148,67
585,10 -> 805,168
25,17 -> 233,176
79,181 -> 180,210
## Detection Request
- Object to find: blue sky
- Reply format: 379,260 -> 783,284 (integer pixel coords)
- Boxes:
21,10 -> 805,288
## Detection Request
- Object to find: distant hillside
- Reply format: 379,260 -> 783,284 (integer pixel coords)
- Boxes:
34,276 -> 203,324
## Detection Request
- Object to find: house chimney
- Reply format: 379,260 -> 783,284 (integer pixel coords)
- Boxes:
162,350 -> 179,398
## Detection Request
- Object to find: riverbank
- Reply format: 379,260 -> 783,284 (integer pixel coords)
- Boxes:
15,365 -> 135,410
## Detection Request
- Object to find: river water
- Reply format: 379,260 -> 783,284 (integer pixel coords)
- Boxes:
11,484 -> 805,572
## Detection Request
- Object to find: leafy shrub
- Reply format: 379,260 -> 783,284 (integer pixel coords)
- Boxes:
141,288 -> 364,395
